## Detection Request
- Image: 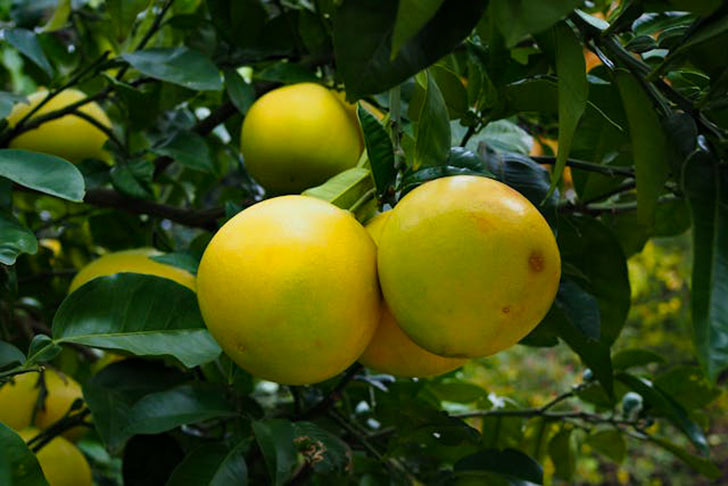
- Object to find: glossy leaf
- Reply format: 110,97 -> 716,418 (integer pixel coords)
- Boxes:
492,0 -> 583,47
110,159 -> 154,199
153,131 -> 214,173
52,273 -> 221,368
653,366 -> 721,411
4,28 -> 53,77
0,211 -> 38,265
612,348 -> 666,371
357,105 -> 395,201
615,70 -> 670,227
106,0 -> 149,41
414,71 -> 451,169
0,423 -> 49,486
431,65 -> 468,119
252,419 -> 297,486
167,441 -> 248,486
293,422 -> 352,474
391,0 -> 444,59
124,383 -> 237,437
334,0 -> 486,99
586,429 -> 626,463
303,167 -> 374,211
150,253 -> 200,275
454,448 -> 543,484
0,341 -> 25,370
0,149 -> 85,201
122,48 -> 223,91
0,92 -> 26,120
650,436 -> 721,479
683,151 -> 728,383
224,69 -> 255,116
617,372 -> 708,455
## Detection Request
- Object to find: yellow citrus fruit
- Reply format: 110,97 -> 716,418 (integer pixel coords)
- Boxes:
0,369 -> 85,441
18,428 -> 93,486
241,83 -> 363,194
69,248 -> 196,293
378,176 -> 561,358
359,213 -> 467,377
196,195 -> 380,385
7,88 -> 112,163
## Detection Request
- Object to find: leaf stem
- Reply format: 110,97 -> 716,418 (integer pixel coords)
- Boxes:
532,156 -> 635,177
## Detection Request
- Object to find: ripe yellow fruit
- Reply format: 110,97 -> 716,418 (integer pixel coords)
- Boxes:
7,88 -> 112,163
359,213 -> 467,377
378,176 -> 561,358
197,195 -> 380,385
69,248 -> 196,293
0,369 -> 85,441
241,83 -> 363,194
18,428 -> 93,486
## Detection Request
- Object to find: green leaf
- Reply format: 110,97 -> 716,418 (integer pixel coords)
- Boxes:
391,0 -> 444,59
0,211 -> 37,265
0,92 -> 26,120
431,65 -> 468,119
106,0 -> 150,42
153,132 -> 214,173
428,381 -> 488,404
52,273 -> 221,368
414,71 -> 451,169
293,422 -> 352,474
83,359 -> 188,453
167,441 -> 248,486
555,279 -> 600,340
252,419 -> 297,486
110,159 -> 154,199
617,372 -> 708,455
0,423 -> 49,486
653,366 -> 721,411
357,105 -> 395,201
42,0 -> 72,32
224,69 -> 255,116
585,429 -> 626,463
615,70 -> 670,227
683,151 -> 728,383
254,62 -> 318,84
543,21 -> 588,199
333,0 -> 486,99
26,335 -> 61,365
0,149 -> 85,201
0,341 -> 25,370
454,448 -> 544,484
303,167 -> 374,211
492,0 -> 583,47
4,28 -> 53,77
124,383 -> 237,437
650,436 -> 721,479
150,253 -> 200,275
472,120 -> 533,155
400,166 -> 491,197
612,348 -> 666,371
548,427 -> 576,481
122,48 -> 223,91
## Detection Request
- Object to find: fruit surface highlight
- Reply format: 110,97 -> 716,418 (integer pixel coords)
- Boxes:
196,195 -> 380,385
18,428 -> 93,486
359,212 -> 467,377
241,83 -> 363,194
377,175 -> 561,358
7,88 -> 112,163
69,248 -> 196,293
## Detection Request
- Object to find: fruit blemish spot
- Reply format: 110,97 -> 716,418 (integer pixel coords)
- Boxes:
502,306 -> 511,314
529,251 -> 544,272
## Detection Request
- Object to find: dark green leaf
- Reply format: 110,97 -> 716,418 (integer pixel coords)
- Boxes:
0,423 -> 49,486
471,120 -> 533,155
586,429 -> 626,463
0,211 -> 37,265
254,62 -> 318,84
391,0 -> 444,58
302,167 -> 374,211
293,422 -> 352,474
454,448 -> 543,484
617,372 -> 708,455
650,436 -> 721,479
428,381 -> 488,404
357,105 -> 395,200
110,159 -> 154,199
653,366 -> 721,411
0,92 -> 26,120
0,341 -> 25,370
52,274 -> 221,368
83,359 -> 188,453
4,28 -> 53,77
206,0 -> 267,50
122,48 -> 223,91
399,166 -> 490,197
683,151 -> 728,383
167,441 -> 248,486
106,0 -> 150,42
555,279 -> 601,340
414,71 -> 451,169
612,348 -> 666,371
26,335 -> 61,365
548,427 -> 576,480
0,149 -> 85,201
431,65 -> 468,119
252,419 -> 297,486
334,0 -> 486,99
153,131 -> 214,173
492,0 -> 583,47
224,69 -> 255,116
150,253 -> 200,275
124,383 -> 237,437
615,70 -> 670,227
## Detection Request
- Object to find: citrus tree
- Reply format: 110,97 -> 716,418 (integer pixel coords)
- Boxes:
0,0 -> 726,484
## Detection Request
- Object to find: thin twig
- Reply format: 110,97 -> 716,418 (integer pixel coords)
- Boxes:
300,363 -> 363,419
532,156 -> 635,178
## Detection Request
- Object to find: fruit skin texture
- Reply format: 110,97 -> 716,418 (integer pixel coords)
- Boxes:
0,369 -> 85,441
241,83 -> 363,194
7,88 -> 112,163
359,213 -> 467,377
69,248 -> 196,293
378,175 -> 561,358
18,428 -> 93,486
196,195 -> 380,385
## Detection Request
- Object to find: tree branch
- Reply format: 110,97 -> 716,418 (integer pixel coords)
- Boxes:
532,156 -> 635,178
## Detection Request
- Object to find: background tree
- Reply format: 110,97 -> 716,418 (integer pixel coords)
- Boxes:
0,0 -> 726,484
